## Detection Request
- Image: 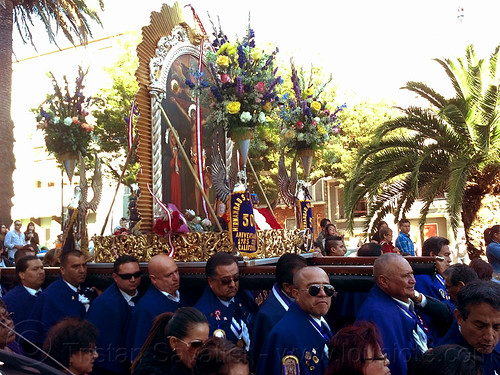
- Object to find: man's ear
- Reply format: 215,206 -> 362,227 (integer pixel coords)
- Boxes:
281,282 -> 294,296
149,274 -> 156,286
291,287 -> 299,300
454,308 -> 463,324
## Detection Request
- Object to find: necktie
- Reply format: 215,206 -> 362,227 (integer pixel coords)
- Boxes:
319,321 -> 333,343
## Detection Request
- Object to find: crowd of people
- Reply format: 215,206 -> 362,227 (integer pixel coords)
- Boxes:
0,218 -> 498,375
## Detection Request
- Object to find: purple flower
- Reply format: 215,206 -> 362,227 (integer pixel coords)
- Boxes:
237,45 -> 246,68
236,77 -> 243,98
210,86 -> 223,102
185,79 -> 195,89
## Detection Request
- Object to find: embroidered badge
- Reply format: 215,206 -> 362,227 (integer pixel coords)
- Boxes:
281,354 -> 299,375
304,351 -> 311,360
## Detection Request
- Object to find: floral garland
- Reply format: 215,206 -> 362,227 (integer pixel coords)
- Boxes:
34,66 -> 96,156
279,62 -> 345,151
187,22 -> 282,136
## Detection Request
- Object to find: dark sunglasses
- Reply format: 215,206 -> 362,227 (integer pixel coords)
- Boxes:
116,271 -> 142,280
218,276 -> 240,285
304,284 -> 335,297
177,338 -> 204,350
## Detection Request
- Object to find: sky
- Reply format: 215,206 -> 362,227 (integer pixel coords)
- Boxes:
12,0 -> 500,105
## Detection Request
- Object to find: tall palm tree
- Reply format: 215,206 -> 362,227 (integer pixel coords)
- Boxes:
0,0 -> 102,226
344,45 -> 500,258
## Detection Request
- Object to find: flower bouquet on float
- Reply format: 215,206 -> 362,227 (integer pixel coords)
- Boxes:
188,20 -> 282,258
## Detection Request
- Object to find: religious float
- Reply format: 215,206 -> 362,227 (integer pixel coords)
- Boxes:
90,2 -> 435,281
4,3 -> 434,292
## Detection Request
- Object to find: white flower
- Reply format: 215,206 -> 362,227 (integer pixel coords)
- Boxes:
240,111 -> 252,123
185,209 -> 195,216
201,218 -> 212,227
314,117 -> 321,122
192,216 -> 201,224
53,116 -> 60,124
297,133 -> 305,141
63,117 -> 72,126
258,112 -> 266,123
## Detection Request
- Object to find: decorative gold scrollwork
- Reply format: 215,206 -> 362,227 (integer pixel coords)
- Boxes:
93,229 -> 304,262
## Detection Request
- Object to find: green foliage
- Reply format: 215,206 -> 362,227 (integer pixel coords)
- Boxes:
12,0 -> 103,46
316,100 -> 398,181
343,45 -> 500,244
91,33 -> 140,189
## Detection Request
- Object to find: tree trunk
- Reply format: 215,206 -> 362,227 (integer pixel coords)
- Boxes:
0,1 -> 15,226
461,170 -> 500,259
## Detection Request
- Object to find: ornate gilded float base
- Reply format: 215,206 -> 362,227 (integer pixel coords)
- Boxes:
93,229 -> 304,262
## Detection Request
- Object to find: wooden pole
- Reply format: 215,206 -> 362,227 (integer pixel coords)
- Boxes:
159,106 -> 223,232
100,136 -> 139,236
247,158 -> 276,218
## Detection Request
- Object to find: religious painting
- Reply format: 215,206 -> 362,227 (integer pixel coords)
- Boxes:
142,16 -> 226,219
160,53 -> 221,215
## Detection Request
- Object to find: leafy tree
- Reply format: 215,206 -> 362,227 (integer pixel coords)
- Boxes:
91,33 -> 140,191
0,0 -> 102,225
315,100 -> 398,181
343,45 -> 500,258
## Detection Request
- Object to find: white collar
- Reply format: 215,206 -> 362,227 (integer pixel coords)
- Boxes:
218,297 -> 234,307
159,289 -> 180,302
63,280 -> 79,292
23,285 -> 42,296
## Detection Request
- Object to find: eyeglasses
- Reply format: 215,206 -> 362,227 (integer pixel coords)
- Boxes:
116,271 -> 142,280
80,347 -> 98,355
364,353 -> 388,362
175,338 -> 204,350
301,284 -> 335,297
217,276 -> 240,285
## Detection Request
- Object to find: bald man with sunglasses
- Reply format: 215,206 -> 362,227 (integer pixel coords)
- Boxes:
87,255 -> 142,375
256,266 -> 335,375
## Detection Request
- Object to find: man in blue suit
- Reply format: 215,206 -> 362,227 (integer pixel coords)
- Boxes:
250,253 -> 306,364
256,266 -> 334,375
3,255 -> 45,339
87,255 -> 142,375
126,254 -> 182,360
356,253 -> 452,375
26,250 -> 88,350
194,252 -> 258,351
439,280 -> 500,375
415,236 -> 454,341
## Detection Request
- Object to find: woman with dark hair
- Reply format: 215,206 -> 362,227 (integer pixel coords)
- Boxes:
0,299 -> 21,354
325,321 -> 390,375
43,317 -> 98,375
484,225 -> 500,275
132,307 -> 209,375
408,344 -> 482,375
193,337 -> 249,375
24,222 -> 40,253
